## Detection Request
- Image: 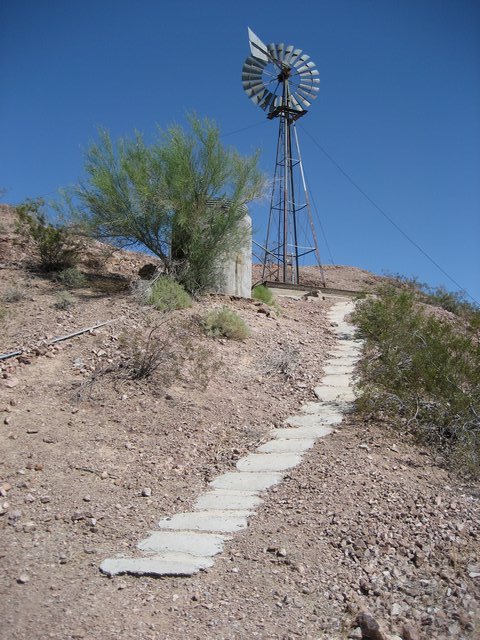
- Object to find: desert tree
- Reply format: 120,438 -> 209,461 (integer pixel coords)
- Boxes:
61,114 -> 265,292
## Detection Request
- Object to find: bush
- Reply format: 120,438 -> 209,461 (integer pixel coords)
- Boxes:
252,284 -> 280,314
202,307 -> 250,340
15,198 -> 79,272
57,267 -> 87,288
146,277 -> 192,312
352,285 -> 480,477
386,274 -> 480,329
2,285 -> 26,303
54,291 -> 75,310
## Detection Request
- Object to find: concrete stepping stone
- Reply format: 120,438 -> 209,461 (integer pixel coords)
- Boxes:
195,490 -> 262,511
322,364 -> 355,374
314,385 -> 356,403
158,510 -> 252,533
236,452 -> 302,472
100,553 -> 214,577
321,373 -> 354,387
285,413 -> 343,427
138,530 -> 225,556
271,425 -> 333,440
257,438 -> 315,454
210,471 -> 283,492
299,402 -> 344,421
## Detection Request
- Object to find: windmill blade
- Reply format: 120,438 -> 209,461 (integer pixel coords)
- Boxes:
295,92 -> 311,108
267,43 -> 281,64
242,71 -> 263,82
245,83 -> 267,98
292,54 -> 311,69
259,91 -> 276,111
299,83 -> 319,93
288,48 -> 303,67
289,95 -> 304,111
284,45 -> 294,64
276,43 -> 285,61
296,61 -> 317,74
248,27 -> 270,62
243,56 -> 267,71
297,87 -> 316,101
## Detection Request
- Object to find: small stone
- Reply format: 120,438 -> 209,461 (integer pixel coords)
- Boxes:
142,487 -> 152,497
40,496 -> 51,504
402,624 -> 420,640
0,501 -> 10,515
100,471 -> 108,479
26,429 -> 39,434
117,581 -> 127,590
17,574 -> 30,584
355,612 -> 387,640
34,463 -> 43,471
24,493 -> 35,503
277,548 -> 287,557
83,495 -> 91,502
348,627 -> 362,640
23,521 -> 36,533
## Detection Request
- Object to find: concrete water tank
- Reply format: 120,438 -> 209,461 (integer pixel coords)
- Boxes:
214,208 -> 252,298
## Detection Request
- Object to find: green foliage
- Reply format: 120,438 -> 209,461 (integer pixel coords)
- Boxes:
57,267 -> 87,288
386,273 -> 480,328
54,291 -> 76,309
352,285 -> 480,477
252,284 -> 280,314
146,276 -> 192,312
15,198 -> 79,272
202,306 -> 250,340
61,114 -> 265,293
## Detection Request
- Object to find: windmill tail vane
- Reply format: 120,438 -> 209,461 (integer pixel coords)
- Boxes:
242,28 -> 326,287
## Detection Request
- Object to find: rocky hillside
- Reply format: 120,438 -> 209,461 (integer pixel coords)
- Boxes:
0,204 -> 478,640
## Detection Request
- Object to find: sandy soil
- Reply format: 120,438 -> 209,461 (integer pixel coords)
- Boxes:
1,205 -> 478,640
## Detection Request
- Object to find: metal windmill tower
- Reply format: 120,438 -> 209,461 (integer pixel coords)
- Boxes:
242,28 -> 325,287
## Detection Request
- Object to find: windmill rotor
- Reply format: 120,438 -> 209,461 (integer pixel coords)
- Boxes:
242,27 -> 319,118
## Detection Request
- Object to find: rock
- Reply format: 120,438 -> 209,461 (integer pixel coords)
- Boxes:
141,487 -> 152,497
40,496 -> 51,503
83,495 -> 91,502
356,612 -> 387,640
24,493 -> 35,503
402,624 -> 420,640
0,501 -> 10,515
349,627 -> 363,639
17,574 -> 30,584
23,521 -> 36,533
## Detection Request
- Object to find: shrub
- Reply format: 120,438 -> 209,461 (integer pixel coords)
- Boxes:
252,284 -> 280,314
54,291 -> 75,309
57,267 -> 87,288
146,276 -> 192,312
15,198 -> 80,271
119,321 -> 215,388
261,343 -> 299,379
352,284 -> 480,477
202,307 -> 250,340
2,285 -> 26,303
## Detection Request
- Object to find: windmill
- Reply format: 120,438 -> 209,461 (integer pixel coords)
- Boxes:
242,27 -> 326,287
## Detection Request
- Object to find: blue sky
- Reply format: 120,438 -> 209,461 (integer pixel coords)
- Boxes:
1,0 -> 479,300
